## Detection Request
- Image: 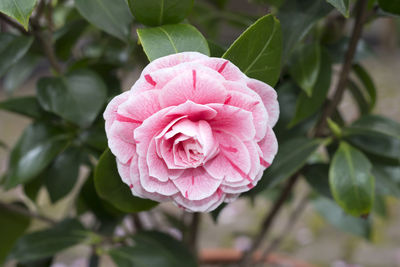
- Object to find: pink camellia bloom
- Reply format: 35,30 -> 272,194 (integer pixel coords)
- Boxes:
104,52 -> 279,212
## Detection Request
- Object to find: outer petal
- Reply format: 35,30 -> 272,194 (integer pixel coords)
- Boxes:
108,121 -> 136,163
195,58 -> 246,81
258,126 -> 278,166
118,90 -> 162,122
104,91 -> 130,133
141,52 -> 208,74
173,190 -> 225,212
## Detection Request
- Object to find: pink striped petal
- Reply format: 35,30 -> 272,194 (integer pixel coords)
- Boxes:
195,58 -> 246,81
173,190 -> 225,212
141,52 -> 208,74
258,126 -> 278,166
118,90 -> 162,122
165,100 -> 217,121
104,91 -> 130,133
108,121 -> 136,163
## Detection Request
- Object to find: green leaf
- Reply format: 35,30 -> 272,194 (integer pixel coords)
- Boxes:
44,147 -> 81,203
23,175 -> 45,201
327,0 -> 350,17
0,203 -> 30,264
137,24 -> 210,61
94,149 -> 158,213
352,64 -> 376,111
348,80 -> 369,115
109,231 -> 197,267
378,0 -> 400,15
252,137 -> 323,194
304,163 -> 332,199
329,142 -> 374,216
5,123 -> 70,189
313,197 -> 371,238
10,219 -> 88,262
222,14 -> 282,86
0,96 -> 44,119
0,34 -> 33,77
289,43 -> 321,97
37,69 -> 107,127
74,0 -> 132,41
54,19 -> 87,61
278,0 -> 332,62
0,0 -> 37,30
373,165 -> 400,198
127,0 -> 194,26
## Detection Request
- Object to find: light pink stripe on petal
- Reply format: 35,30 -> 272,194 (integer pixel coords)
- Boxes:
104,91 -> 130,133
118,90 -> 162,122
258,126 -> 278,165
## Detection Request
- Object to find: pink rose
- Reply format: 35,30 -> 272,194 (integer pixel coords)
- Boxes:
104,52 -> 279,212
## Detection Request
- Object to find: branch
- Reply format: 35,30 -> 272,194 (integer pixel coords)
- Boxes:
188,212 -> 201,256
0,13 -> 29,34
131,213 -> 144,232
0,201 -> 57,225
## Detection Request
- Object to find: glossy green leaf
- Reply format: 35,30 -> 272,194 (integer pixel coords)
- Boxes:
289,43 -> 321,96
313,197 -> 371,238
37,69 -> 107,127
0,96 -> 44,119
222,14 -> 282,86
304,163 -> 332,199
109,231 -> 197,267
327,0 -> 350,17
252,137 -> 323,194
348,80 -> 369,115
44,147 -> 81,203
10,219 -> 88,262
137,24 -> 210,61
0,34 -> 33,77
5,123 -> 70,189
329,142 -> 374,216
278,0 -> 332,62
289,49 -> 332,127
94,149 -> 158,213
352,64 -> 376,111
378,0 -> 400,15
74,0 -> 132,41
23,175 -> 45,201
54,19 -> 87,61
127,0 -> 194,26
0,204 -> 30,264
0,0 -> 37,30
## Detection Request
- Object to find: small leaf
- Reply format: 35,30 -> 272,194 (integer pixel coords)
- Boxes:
329,142 -> 374,216
127,0 -> 194,26
54,19 -> 88,61
10,219 -> 88,262
327,0 -> 350,17
94,149 -> 158,213
0,34 -> 33,77
348,79 -> 370,115
373,165 -> 400,198
74,0 -> 132,41
5,123 -> 70,189
0,96 -> 44,119
352,64 -> 376,111
109,231 -> 197,267
378,0 -> 400,15
222,14 -> 282,86
37,69 -> 107,127
304,163 -> 332,199
137,24 -> 210,61
0,0 -> 37,30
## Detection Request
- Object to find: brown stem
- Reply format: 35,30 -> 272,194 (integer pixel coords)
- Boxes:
238,174 -> 300,267
0,13 -> 29,34
0,201 -> 57,225
315,0 -> 369,136
188,212 -> 201,256
131,213 -> 144,232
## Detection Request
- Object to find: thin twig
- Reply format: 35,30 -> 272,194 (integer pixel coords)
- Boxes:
131,213 -> 144,232
0,13 -> 29,34
188,212 -> 201,256
0,201 -> 57,225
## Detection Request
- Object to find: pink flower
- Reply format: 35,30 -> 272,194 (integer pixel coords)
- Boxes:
104,52 -> 279,212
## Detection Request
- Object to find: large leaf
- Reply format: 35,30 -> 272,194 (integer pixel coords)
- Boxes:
74,0 -> 132,41
94,149 -> 158,213
327,0 -> 350,17
313,197 -> 371,238
10,219 -> 88,262
44,147 -> 81,203
0,204 -> 30,264
0,96 -> 44,119
348,80 -> 370,115
0,34 -> 33,77
289,49 -> 332,127
109,231 -> 197,267
373,165 -> 400,198
378,0 -> 400,15
278,0 -> 332,62
127,0 -> 194,26
304,163 -> 332,199
222,14 -> 282,86
37,69 -> 107,127
5,123 -> 70,189
329,142 -> 374,216
0,0 -> 37,30
252,137 -> 323,194
137,24 -> 210,61
352,64 -> 376,111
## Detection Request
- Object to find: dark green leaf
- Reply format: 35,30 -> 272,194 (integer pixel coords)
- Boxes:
378,0 -> 400,15
373,193 -> 387,218
94,149 -> 158,213
44,147 -> 81,203
0,0 -> 37,30
37,69 -> 107,127
137,24 -> 210,61
0,96 -> 44,119
352,64 -> 376,111
329,142 -> 374,216
10,219 -> 88,262
313,197 -> 371,238
327,0 -> 350,17
289,43 -> 321,96
304,163 -> 332,199
5,123 -> 70,189
0,203 -> 30,264
210,203 -> 227,223
127,0 -> 194,26
373,165 -> 400,198
0,35 -> 33,77
208,40 -> 226,57
109,231 -> 197,267
23,175 -> 45,201
54,19 -> 87,61
222,14 -> 282,86
348,80 -> 370,115
75,0 -> 132,41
